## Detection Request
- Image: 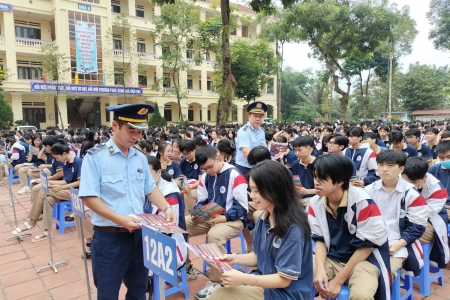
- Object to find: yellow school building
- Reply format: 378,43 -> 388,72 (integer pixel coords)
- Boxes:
0,0 -> 277,129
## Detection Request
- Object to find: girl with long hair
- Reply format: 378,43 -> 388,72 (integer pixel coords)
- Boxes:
157,142 -> 183,188
209,160 -> 312,300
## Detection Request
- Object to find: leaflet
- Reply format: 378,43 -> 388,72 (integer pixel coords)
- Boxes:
188,202 -> 225,221
135,213 -> 187,234
270,142 -> 288,160
185,242 -> 234,271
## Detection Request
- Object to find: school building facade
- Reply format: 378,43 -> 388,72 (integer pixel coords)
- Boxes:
0,0 -> 277,129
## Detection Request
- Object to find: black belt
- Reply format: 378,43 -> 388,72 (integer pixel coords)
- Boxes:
94,225 -> 134,233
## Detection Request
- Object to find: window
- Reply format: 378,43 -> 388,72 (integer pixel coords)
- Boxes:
105,104 -> 110,122
164,108 -> 172,121
17,66 -> 42,80
113,39 -> 122,50
207,109 -> 211,121
207,81 -> 213,90
111,5 -> 121,13
232,105 -> 237,121
199,80 -> 201,89
136,10 -> 144,18
205,52 -> 210,61
163,76 -> 170,88
267,78 -> 274,94
15,26 -> 41,39
188,109 -> 193,121
138,75 -> 147,87
186,50 -> 192,59
187,79 -> 193,89
114,73 -> 124,85
137,42 -> 146,53
23,108 -> 46,124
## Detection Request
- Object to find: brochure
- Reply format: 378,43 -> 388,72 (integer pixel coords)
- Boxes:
270,142 -> 288,160
185,242 -> 234,271
188,202 -> 225,221
135,213 -> 187,234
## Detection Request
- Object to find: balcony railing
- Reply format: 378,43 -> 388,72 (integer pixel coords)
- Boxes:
113,49 -> 130,56
188,89 -> 202,95
137,52 -> 156,59
186,59 -> 195,64
207,90 -> 217,95
0,36 -> 4,44
262,93 -> 274,97
15,37 -> 52,47
206,61 -> 215,66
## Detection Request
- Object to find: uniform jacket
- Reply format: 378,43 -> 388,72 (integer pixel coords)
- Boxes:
343,146 -> 379,185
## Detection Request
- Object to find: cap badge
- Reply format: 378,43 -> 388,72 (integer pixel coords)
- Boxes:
256,103 -> 262,108
137,108 -> 148,115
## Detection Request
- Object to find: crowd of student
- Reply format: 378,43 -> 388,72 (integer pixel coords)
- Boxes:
1,113 -> 450,300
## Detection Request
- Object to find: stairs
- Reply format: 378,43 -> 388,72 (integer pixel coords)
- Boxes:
67,99 -> 85,129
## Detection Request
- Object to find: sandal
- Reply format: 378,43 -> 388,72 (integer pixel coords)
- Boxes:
31,231 -> 52,243
12,221 -> 35,235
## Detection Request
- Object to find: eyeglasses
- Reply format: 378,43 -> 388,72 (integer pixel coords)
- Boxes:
327,142 -> 336,146
201,160 -> 216,172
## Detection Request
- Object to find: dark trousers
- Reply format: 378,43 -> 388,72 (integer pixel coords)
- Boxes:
91,229 -> 148,300
236,164 -> 251,176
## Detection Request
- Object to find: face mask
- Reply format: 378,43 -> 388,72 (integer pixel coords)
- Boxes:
440,160 -> 450,169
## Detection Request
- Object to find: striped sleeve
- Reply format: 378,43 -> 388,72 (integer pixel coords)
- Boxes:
353,199 -> 388,247
308,198 -> 325,242
425,182 -> 447,219
402,188 -> 428,245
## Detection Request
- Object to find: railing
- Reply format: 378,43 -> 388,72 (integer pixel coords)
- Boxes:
207,90 -> 217,95
113,49 -> 130,56
188,89 -> 202,95
163,87 -> 171,93
15,37 -> 52,47
0,36 -> 4,44
262,93 -> 274,97
138,52 -> 156,59
206,61 -> 215,66
186,59 -> 195,64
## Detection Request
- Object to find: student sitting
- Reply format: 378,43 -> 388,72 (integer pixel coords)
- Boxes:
365,150 -> 428,278
309,154 -> 391,300
217,139 -> 236,166
389,130 -> 418,158
179,139 -> 203,216
276,135 -> 297,171
428,141 -> 450,221
402,157 -> 449,268
210,161 -> 313,300
344,127 -> 378,187
364,132 -> 386,155
291,136 -> 317,206
185,145 -> 248,298
405,128 -> 433,162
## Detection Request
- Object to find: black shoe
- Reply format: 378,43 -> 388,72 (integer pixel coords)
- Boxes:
65,216 -> 74,222
82,252 -> 91,259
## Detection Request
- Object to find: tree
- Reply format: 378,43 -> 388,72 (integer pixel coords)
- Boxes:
286,0 -> 400,122
398,63 -> 450,111
0,93 -> 14,130
105,13 -> 142,103
150,0 -> 203,123
40,43 -> 72,128
231,39 -> 277,103
427,0 -> 450,51
260,8 -> 295,122
148,102 -> 167,126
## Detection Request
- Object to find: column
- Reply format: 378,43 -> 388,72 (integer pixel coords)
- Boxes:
10,92 -> 23,122
181,106 -> 189,122
237,106 -> 244,124
201,69 -> 207,96
158,102 -> 165,116
236,18 -> 242,37
3,11 -> 17,81
109,96 -> 117,121
272,101 -> 278,121
256,24 -> 262,36
57,95 -> 68,129
201,105 -> 208,123
128,0 -> 136,15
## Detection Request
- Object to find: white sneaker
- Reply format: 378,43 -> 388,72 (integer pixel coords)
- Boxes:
18,186 -> 31,195
195,281 -> 222,299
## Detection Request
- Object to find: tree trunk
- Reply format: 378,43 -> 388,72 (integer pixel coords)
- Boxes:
216,0 -> 233,126
54,95 -> 59,128
277,41 -> 284,123
175,72 -> 184,124
359,73 -> 366,121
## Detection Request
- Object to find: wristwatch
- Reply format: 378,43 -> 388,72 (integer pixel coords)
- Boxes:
162,205 -> 172,213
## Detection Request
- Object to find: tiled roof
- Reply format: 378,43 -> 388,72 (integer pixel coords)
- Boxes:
411,110 -> 450,115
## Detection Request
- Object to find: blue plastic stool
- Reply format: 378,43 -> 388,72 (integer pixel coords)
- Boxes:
410,243 -> 444,296
149,265 -> 190,298
9,168 -> 20,185
391,268 -> 413,300
310,284 -> 350,300
55,200 -> 76,234
203,232 -> 248,274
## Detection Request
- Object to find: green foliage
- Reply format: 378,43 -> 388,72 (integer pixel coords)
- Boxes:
398,63 -> 450,111
14,120 -> 28,126
427,0 -> 450,51
0,93 -> 14,130
151,0 -> 203,123
148,103 -> 167,127
231,39 -> 277,102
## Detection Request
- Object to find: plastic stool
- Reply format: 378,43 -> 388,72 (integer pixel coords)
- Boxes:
392,268 -> 413,300
9,168 -> 19,185
410,243 -> 444,296
203,232 -> 248,274
55,200 -> 76,234
149,264 -> 190,298
310,284 -> 350,300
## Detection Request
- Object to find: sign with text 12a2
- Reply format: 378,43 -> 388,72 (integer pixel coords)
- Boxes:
142,225 -> 178,287
40,171 -> 48,194
70,188 -> 85,219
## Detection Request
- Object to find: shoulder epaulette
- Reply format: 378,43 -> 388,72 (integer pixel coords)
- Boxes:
242,125 -> 249,131
87,143 -> 106,155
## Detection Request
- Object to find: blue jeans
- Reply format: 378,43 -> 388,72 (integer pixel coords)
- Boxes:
91,229 -> 148,300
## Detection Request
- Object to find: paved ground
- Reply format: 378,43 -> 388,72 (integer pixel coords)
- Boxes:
0,179 -> 450,299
